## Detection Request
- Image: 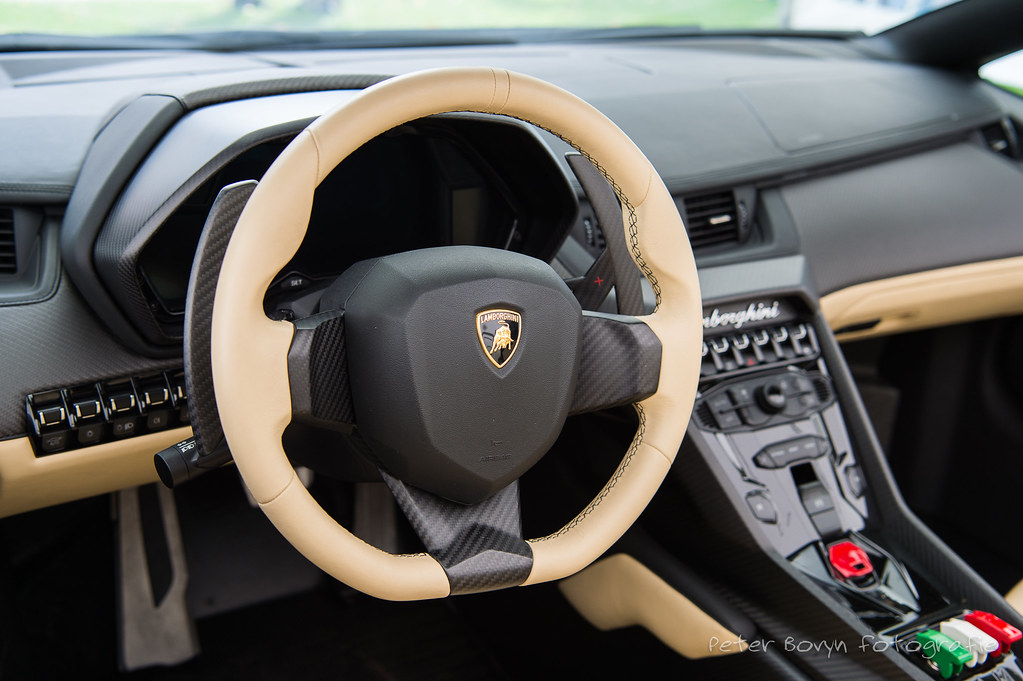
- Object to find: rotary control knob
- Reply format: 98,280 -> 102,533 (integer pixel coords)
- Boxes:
756,378 -> 788,414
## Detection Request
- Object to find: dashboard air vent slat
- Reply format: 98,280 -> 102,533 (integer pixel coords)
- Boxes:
683,191 -> 741,249
0,208 -> 16,274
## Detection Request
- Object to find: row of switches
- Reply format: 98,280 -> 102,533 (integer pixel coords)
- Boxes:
26,369 -> 188,455
702,322 -> 817,377
914,612 -> 1021,679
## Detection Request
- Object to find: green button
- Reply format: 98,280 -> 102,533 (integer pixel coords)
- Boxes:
916,629 -> 972,679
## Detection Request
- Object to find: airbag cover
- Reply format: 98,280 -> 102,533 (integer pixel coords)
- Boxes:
328,246 -> 581,504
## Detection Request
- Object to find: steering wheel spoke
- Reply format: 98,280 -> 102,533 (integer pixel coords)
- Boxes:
287,309 -> 356,432
569,311 -> 663,415
380,470 -> 533,595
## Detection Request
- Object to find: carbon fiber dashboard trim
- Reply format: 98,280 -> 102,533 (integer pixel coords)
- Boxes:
0,274 -> 178,439
65,78 -> 387,355
95,121 -> 313,347
381,470 -> 532,595
179,73 -> 390,110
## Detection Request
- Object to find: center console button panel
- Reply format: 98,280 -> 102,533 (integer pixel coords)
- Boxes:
691,297 -> 867,557
687,296 -> 1022,680
697,369 -> 834,433
754,435 -> 829,469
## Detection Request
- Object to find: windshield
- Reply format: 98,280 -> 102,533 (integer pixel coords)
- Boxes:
1,0 -> 963,40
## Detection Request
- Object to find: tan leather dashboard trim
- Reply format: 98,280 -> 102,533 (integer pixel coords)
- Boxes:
558,554 -> 747,659
822,256 -> 1023,342
0,427 -> 190,518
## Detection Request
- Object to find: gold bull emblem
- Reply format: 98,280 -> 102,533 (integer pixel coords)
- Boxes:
476,309 -> 521,369
490,322 -> 514,354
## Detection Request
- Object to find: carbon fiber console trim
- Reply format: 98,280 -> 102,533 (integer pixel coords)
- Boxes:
183,180 -> 256,459
0,273 -> 178,439
381,470 -> 532,595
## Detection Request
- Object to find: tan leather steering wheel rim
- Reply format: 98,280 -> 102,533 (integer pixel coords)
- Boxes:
210,67 -> 702,600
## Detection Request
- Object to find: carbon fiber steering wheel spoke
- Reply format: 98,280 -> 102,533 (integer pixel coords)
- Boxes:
286,309 -> 357,432
380,469 -> 533,595
568,311 -> 663,415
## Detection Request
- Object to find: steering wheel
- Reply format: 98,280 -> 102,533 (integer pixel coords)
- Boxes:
209,67 -> 702,600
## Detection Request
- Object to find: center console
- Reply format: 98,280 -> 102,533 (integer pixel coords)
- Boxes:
670,286 -> 1023,681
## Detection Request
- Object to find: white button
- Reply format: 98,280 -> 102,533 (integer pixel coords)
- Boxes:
940,619 -> 999,667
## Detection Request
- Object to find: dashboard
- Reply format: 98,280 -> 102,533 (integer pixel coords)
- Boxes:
3,13 -> 1023,681
3,36 -> 1023,496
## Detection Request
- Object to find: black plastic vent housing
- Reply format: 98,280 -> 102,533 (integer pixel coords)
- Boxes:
0,208 -> 16,274
682,190 -> 742,249
979,118 -> 1020,159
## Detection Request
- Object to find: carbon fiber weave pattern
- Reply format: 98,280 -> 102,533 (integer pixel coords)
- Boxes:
98,131 -> 289,348
568,247 -> 616,311
183,180 -> 256,458
0,274 -> 178,438
569,312 -> 661,415
181,73 -> 391,110
381,470 -> 533,595
288,310 -> 355,427
308,315 -> 355,424
91,75 -> 390,350
566,153 -> 645,316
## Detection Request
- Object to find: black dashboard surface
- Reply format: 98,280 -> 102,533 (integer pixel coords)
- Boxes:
0,40 -> 1013,200
2,35 -> 1023,439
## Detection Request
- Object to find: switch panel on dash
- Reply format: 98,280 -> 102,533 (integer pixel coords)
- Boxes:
701,321 -> 818,378
25,369 -> 189,456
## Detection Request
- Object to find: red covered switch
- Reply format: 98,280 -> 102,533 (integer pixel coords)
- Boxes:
827,541 -> 873,579
964,611 -> 1022,655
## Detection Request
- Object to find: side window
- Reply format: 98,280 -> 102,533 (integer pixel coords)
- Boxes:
981,50 -> 1023,98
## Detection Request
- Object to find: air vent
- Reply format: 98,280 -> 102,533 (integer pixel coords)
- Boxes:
682,191 -> 741,249
0,208 -> 16,274
980,119 -> 1020,159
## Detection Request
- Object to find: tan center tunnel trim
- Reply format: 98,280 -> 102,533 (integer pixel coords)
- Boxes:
822,255 -> 1023,342
0,427 -> 191,518
1007,580 -> 1023,616
559,554 -> 747,659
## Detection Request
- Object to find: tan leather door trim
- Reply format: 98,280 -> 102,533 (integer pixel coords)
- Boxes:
822,256 -> 1023,341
